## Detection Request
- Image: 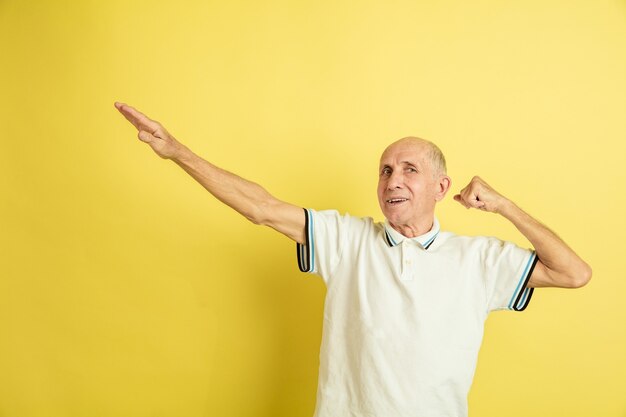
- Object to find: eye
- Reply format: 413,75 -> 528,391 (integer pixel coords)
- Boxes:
381,167 -> 391,176
406,167 -> 417,173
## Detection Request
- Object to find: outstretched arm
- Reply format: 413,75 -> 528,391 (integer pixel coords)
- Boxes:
114,102 -> 306,244
454,176 -> 592,288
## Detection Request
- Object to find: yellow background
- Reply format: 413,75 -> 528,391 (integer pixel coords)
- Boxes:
1,0 -> 625,416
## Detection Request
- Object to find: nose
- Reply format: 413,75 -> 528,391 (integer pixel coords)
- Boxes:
387,170 -> 403,190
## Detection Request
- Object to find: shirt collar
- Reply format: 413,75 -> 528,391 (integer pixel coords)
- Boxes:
383,217 -> 440,250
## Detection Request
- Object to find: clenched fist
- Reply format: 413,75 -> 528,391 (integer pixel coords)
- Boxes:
453,176 -> 510,214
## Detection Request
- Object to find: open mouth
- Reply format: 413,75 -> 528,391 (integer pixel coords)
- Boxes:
386,198 -> 408,205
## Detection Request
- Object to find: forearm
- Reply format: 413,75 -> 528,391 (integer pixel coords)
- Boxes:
498,199 -> 592,287
115,102 -> 305,241
172,146 -> 276,225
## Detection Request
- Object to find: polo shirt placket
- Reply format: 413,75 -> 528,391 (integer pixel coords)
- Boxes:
383,218 -> 441,282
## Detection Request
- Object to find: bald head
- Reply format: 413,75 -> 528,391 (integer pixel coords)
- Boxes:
382,137 -> 447,177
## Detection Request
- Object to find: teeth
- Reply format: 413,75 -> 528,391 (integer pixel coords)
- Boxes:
387,198 -> 407,203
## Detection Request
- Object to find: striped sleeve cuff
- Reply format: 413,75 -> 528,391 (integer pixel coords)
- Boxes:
297,208 -> 315,273
508,251 -> 539,311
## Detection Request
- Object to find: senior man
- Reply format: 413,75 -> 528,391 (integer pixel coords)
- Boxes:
115,102 -> 591,417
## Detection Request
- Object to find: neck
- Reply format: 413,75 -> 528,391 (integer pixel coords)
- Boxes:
389,217 -> 434,238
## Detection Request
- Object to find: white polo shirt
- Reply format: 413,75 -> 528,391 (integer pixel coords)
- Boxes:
297,209 -> 537,417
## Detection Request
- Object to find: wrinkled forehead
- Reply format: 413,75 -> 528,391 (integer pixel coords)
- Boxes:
379,141 -> 429,166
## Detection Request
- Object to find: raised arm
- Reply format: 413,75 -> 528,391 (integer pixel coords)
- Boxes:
114,102 -> 306,244
453,176 -> 592,288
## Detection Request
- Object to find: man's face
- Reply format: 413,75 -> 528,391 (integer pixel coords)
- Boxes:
377,140 -> 448,230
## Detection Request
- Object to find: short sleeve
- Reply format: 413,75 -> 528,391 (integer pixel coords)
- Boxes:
482,238 -> 539,312
296,208 -> 351,283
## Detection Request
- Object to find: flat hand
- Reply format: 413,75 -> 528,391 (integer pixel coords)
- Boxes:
114,102 -> 184,160
453,176 -> 508,214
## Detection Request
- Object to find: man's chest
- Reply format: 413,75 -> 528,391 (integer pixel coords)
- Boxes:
325,241 -> 488,347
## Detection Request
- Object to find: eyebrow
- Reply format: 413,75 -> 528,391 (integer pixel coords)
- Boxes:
380,161 -> 419,168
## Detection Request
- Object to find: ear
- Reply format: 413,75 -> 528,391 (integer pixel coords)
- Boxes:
435,175 -> 452,201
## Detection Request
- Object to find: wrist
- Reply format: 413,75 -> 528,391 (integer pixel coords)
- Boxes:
172,144 -> 194,164
496,197 -> 516,217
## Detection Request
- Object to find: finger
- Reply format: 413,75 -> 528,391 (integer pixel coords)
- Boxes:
453,194 -> 471,209
460,189 -> 474,206
116,103 -> 142,130
467,193 -> 484,209
460,188 -> 483,210
138,130 -> 157,144
116,103 -> 160,132
121,104 -> 158,131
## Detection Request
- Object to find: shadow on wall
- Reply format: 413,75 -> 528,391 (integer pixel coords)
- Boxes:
213,233 -> 326,417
